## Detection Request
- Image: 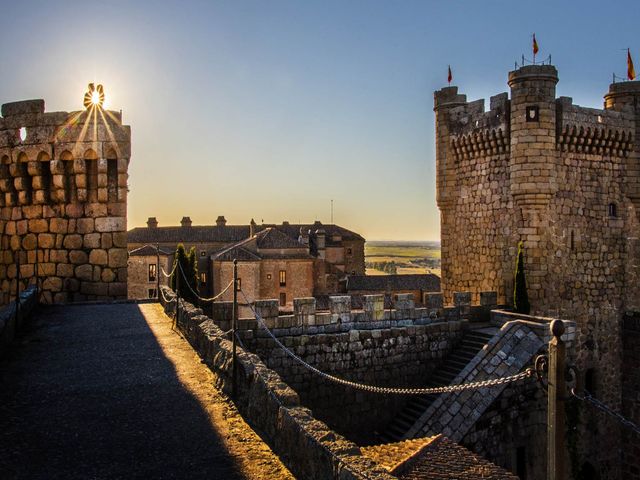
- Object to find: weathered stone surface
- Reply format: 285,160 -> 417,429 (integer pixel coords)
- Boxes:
95,216 -> 125,233
83,233 -> 101,249
75,264 -> 93,281
89,249 -> 108,266
49,218 -> 68,234
76,218 -> 94,234
63,234 -> 82,249
108,248 -> 127,268
69,250 -> 88,265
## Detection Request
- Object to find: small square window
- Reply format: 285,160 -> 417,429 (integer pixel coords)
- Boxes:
526,105 -> 539,122
200,250 -> 206,257
347,248 -> 353,256
267,273 -> 272,280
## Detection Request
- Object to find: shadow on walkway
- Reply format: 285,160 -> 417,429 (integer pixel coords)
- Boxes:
0,303 -> 246,479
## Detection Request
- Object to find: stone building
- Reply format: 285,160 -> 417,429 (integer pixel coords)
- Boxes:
211,227 -> 315,314
127,217 -> 365,299
435,63 -> 640,478
0,96 -> 130,304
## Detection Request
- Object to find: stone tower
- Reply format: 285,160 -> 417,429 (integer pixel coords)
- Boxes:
435,64 -> 640,479
0,95 -> 131,304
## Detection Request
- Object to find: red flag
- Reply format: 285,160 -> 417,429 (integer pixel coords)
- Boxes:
533,34 -> 539,56
628,49 -> 636,81
447,65 -> 452,84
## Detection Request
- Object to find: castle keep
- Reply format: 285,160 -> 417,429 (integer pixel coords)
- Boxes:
0,98 -> 131,303
435,64 -> 640,477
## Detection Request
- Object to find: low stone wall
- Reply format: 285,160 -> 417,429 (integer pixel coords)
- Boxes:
210,294 -> 465,441
0,285 -> 38,355
159,286 -> 396,480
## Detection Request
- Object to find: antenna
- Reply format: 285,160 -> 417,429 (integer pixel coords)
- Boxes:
331,199 -> 334,224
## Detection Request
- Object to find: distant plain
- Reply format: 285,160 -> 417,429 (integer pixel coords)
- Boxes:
364,241 -> 441,277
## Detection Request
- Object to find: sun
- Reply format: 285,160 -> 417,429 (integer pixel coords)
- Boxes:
83,83 -> 105,109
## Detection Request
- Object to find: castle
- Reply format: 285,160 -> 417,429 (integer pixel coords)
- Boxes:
435,63 -> 640,478
0,95 -> 131,304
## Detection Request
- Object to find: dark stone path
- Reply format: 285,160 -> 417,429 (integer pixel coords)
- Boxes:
0,303 -> 246,480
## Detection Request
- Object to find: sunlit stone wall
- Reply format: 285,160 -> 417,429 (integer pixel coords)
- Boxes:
0,98 -> 131,303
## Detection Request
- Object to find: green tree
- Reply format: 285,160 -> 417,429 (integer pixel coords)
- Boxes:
513,241 -> 530,314
170,244 -> 199,304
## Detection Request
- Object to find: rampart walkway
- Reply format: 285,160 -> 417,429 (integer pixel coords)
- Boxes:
0,302 -> 293,480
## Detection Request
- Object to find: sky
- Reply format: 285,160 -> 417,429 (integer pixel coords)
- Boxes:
1,0 -> 638,241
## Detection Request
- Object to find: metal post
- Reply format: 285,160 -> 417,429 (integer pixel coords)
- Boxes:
232,258 -> 238,398
548,320 -> 566,480
15,252 -> 21,327
156,243 -> 160,300
174,260 -> 180,328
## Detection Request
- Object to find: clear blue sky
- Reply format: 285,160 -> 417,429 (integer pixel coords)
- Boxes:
1,0 -> 637,240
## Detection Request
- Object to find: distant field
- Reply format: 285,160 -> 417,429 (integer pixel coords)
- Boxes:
365,241 -> 441,277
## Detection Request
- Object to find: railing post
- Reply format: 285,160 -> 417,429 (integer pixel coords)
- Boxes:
156,243 -> 160,300
548,320 -> 566,480
232,258 -> 238,398
174,260 -> 180,328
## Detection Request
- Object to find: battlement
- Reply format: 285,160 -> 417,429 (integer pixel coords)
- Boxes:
0,96 -> 131,304
205,290 -> 499,336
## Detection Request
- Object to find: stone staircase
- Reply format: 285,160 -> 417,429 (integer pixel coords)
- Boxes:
378,329 -> 494,443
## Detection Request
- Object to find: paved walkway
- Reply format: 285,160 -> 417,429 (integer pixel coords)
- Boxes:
0,303 -> 293,480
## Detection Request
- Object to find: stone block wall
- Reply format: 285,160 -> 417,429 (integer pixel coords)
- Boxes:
210,292 -> 476,443
622,312 -> 640,479
0,99 -> 131,303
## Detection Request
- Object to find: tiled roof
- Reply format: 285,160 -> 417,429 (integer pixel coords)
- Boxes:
256,228 -> 307,250
128,245 -> 173,257
211,229 -> 313,262
127,225 -> 251,244
362,435 -> 518,480
127,221 -> 364,244
345,274 -> 440,292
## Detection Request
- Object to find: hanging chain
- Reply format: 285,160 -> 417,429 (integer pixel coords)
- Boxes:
238,289 -> 533,396
571,388 -> 640,436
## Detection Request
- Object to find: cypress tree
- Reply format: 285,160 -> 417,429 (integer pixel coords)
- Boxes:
513,240 -> 530,314
170,244 -> 198,304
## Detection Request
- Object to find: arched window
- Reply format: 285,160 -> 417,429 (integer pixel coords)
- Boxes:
105,148 -> 118,202
17,153 -> 32,204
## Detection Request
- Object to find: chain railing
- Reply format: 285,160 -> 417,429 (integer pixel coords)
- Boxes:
239,289 -> 534,396
571,388 -> 640,436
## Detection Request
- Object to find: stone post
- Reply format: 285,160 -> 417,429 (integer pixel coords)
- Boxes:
293,297 -> 315,327
363,294 -> 384,321
393,293 -> 415,320
425,292 -> 444,319
547,319 -> 566,480
453,291 -> 472,319
329,296 -> 351,324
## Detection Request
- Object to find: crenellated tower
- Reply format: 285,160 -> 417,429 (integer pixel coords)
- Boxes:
434,63 -> 640,479
0,96 -> 131,304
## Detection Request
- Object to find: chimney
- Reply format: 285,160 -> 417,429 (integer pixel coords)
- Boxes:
216,215 -> 227,227
147,217 -> 158,228
315,228 -> 326,259
181,216 -> 192,228
282,220 -> 290,226
250,218 -> 256,237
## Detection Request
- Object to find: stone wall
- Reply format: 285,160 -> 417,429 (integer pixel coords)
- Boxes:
208,292 -> 475,443
159,286 -> 396,480
622,312 -> 640,479
0,99 -> 130,304
435,65 -> 640,478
